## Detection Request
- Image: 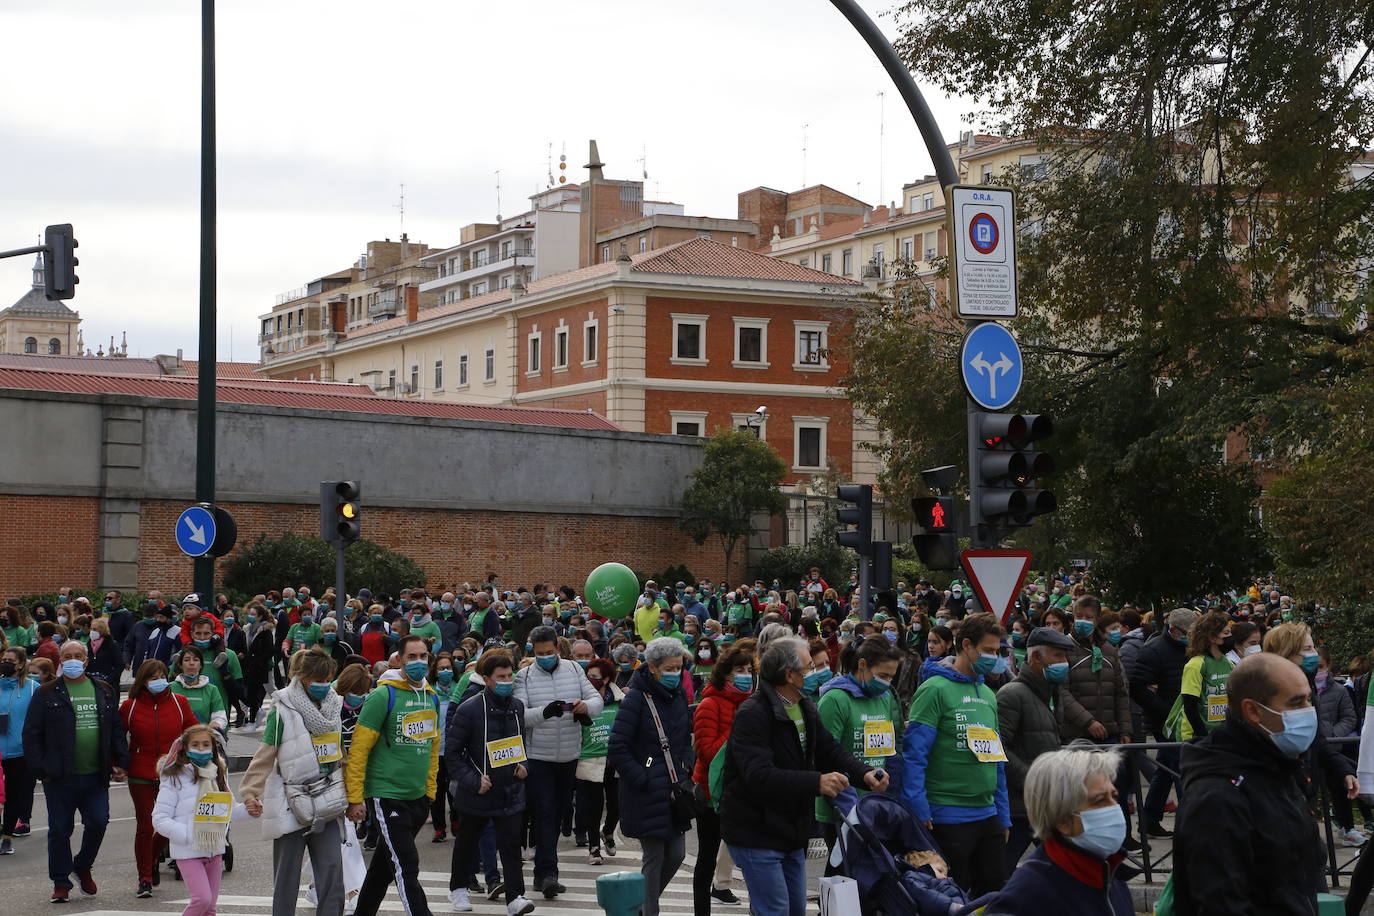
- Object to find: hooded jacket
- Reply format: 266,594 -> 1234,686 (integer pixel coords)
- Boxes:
445,686 -> 527,818
120,689 -> 196,782
691,681 -> 751,792
1173,718 -> 1321,916
813,674 -> 905,822
514,656 -> 604,763
996,666 -> 1064,818
982,837 -> 1136,915
608,665 -> 693,840
1128,632 -> 1188,736
151,763 -> 249,859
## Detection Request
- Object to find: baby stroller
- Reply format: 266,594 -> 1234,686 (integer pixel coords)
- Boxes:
829,789 -> 982,916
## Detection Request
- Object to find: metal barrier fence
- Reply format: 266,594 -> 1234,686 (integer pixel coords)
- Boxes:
1077,737 -> 1365,887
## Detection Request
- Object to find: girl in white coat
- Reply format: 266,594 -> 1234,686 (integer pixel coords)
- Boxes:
152,724 -> 247,916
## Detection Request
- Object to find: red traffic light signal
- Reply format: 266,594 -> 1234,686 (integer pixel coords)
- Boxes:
912,496 -> 953,531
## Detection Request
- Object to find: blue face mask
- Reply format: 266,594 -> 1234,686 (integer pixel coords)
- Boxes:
659,670 -> 682,690
440,602 -> 452,612
186,749 -> 214,767
345,694 -> 366,708
301,615 -> 314,625
577,659 -> 590,669
861,675 -> 892,698
883,630 -> 898,643
536,655 -> 558,672
61,659 -> 86,679
1073,619 -> 1095,637
323,633 -> 337,644
1045,662 -> 1070,684
972,652 -> 1002,676
1071,804 -> 1127,858
1259,701 -> 1318,755
307,683 -> 332,701
147,677 -> 169,694
1107,630 -> 1123,646
404,660 -> 429,682
505,601 -> 517,611
103,601 -> 114,611
193,639 -> 211,649
732,674 -> 754,692
371,614 -> 384,624
437,669 -> 454,684
804,667 -> 832,692
1300,652 -> 1320,674
223,617 -> 235,627
492,680 -> 515,697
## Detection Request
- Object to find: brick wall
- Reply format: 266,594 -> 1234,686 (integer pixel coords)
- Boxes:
516,298 -> 608,394
0,495 -> 101,596
138,499 -> 741,598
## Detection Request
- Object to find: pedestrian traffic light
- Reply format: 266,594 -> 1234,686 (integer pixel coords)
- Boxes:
320,480 -> 361,544
972,413 -> 1056,528
871,541 -> 893,591
43,223 -> 78,301
911,496 -> 959,569
835,484 -> 873,554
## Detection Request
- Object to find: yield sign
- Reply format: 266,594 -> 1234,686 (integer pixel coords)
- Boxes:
960,549 -> 1033,625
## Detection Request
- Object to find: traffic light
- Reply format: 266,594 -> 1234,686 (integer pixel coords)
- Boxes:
972,413 -> 1057,528
320,480 -> 361,544
871,541 -> 893,591
43,224 -> 78,301
911,496 -> 959,568
835,484 -> 873,554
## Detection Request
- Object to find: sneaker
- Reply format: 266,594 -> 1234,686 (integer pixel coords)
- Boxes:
521,846 -> 533,861
575,833 -> 588,848
1163,800 -> 1177,814
711,888 -> 741,905
486,880 -> 505,901
449,888 -> 472,912
506,896 -> 536,916
466,877 -> 483,894
13,821 -> 30,837
1344,828 -> 1368,848
0,838 -> 12,855
601,831 -> 617,857
170,861 -> 182,882
51,886 -> 69,904
151,865 -> 160,887
540,879 -> 565,899
75,870 -> 98,896
588,847 -> 602,866
1146,822 -> 1173,838
433,828 -> 447,843
136,883 -> 153,899
1123,836 -> 1142,852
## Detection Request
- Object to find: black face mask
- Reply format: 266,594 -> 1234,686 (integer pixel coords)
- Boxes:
0,661 -> 16,677
1220,636 -> 1235,654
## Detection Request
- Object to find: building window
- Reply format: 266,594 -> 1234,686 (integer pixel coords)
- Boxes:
671,314 -> 708,364
47,338 -> 61,354
639,236 -> 648,253
981,165 -> 993,183
501,240 -> 511,258
902,238 -> 913,260
922,192 -> 934,210
793,418 -> 829,470
842,248 -> 853,276
458,353 -> 469,386
473,281 -> 487,296
1020,154 -> 1047,181
670,411 -> 708,438
732,317 -> 770,368
794,320 -> 830,370
924,231 -> 938,260
821,253 -> 832,273
24,337 -> 37,354
528,333 -> 542,373
286,312 -> 293,330
554,326 -> 569,369
601,245 -> 611,263
484,348 -> 495,381
799,257 -> 810,268
387,369 -> 396,390
500,276 -> 510,289
410,365 -> 419,393
433,360 -> 443,390
583,322 -> 598,364
731,412 -> 767,441
872,243 -> 885,278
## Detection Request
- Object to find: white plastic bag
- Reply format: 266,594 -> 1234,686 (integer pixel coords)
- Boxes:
819,875 -> 862,916
340,824 -> 366,915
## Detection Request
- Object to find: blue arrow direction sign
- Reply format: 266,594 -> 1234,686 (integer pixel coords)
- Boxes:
175,505 -> 217,558
961,322 -> 1023,410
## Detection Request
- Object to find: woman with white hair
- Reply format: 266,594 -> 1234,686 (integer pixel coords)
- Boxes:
982,746 -> 1134,915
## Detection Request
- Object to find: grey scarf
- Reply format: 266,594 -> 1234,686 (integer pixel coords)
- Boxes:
276,678 -> 342,735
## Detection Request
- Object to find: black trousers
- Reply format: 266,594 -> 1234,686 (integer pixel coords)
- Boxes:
574,767 -> 621,842
692,805 -> 726,916
452,811 -> 524,903
354,796 -> 433,916
1,755 -> 36,835
526,759 -> 576,884
931,816 -> 1007,897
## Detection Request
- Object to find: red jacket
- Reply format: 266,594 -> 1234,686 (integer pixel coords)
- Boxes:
120,689 -> 195,781
691,681 -> 751,794
178,610 -> 225,645
35,638 -> 60,665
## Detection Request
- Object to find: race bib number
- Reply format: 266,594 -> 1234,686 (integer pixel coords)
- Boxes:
312,731 -> 342,763
486,735 -> 527,768
965,725 -> 1007,763
400,709 -> 437,741
1207,694 -> 1228,723
862,720 -> 895,757
194,791 -> 233,823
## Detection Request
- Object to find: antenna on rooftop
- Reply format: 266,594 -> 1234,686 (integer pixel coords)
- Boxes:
877,91 -> 885,208
495,170 -> 502,221
547,143 -> 555,189
395,182 -> 405,237
638,144 -> 648,180
801,122 -> 810,187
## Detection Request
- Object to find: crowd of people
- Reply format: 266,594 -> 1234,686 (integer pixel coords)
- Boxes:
0,569 -> 1365,916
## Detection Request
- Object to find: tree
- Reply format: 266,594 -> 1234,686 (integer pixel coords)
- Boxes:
679,428 -> 787,579
222,533 -> 425,597
835,0 -> 1374,601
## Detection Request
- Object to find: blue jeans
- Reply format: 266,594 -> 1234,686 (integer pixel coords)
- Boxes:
44,772 -> 111,887
727,845 -> 806,916
1144,746 -> 1182,827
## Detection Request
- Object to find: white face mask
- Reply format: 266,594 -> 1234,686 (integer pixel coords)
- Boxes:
1243,643 -> 1262,656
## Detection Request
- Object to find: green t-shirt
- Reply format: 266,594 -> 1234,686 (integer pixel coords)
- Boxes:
171,676 -> 226,725
261,707 -> 332,774
580,702 -> 619,759
634,603 -> 661,643
1178,653 -> 1234,740
185,645 -> 242,713
726,602 -> 753,628
409,620 -> 442,644
68,677 -> 101,775
286,623 -> 322,652
2,624 -> 36,649
815,685 -> 902,822
908,675 -> 1001,809
784,701 -> 807,752
356,684 -> 438,800
467,608 -> 490,638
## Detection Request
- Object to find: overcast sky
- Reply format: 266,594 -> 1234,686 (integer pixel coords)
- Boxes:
0,0 -> 976,359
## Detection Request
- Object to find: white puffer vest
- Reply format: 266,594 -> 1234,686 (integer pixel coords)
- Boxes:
257,697 -> 330,840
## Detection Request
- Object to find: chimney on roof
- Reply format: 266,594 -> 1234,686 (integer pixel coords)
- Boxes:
405,286 -> 419,323
862,209 -> 871,228
585,140 -> 605,181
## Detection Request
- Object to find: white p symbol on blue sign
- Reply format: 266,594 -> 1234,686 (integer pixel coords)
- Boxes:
977,223 -> 991,244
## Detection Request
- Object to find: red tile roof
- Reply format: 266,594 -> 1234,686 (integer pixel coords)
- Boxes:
633,237 -> 863,285
181,360 -> 262,378
0,366 -> 621,430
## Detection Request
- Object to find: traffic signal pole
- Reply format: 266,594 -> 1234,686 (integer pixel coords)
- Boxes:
194,0 -> 218,600
830,0 -> 986,547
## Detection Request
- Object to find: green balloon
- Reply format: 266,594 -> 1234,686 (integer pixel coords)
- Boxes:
585,562 -> 639,618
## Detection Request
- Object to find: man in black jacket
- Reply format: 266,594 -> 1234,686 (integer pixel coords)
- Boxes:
1128,607 -> 1197,837
719,635 -> 886,916
1174,653 -> 1323,915
22,640 -> 129,903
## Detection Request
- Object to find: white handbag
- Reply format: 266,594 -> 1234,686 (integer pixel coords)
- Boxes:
818,875 -> 862,916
